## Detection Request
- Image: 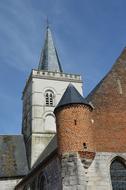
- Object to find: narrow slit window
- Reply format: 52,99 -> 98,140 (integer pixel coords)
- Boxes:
83,143 -> 87,149
74,119 -> 77,125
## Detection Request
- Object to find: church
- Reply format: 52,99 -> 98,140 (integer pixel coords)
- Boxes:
0,25 -> 126,190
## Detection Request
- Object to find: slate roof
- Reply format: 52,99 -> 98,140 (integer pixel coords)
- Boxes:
55,83 -> 92,112
38,26 -> 63,72
0,135 -> 28,178
15,135 -> 57,189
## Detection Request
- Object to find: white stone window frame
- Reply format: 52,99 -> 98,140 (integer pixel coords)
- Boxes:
44,89 -> 55,107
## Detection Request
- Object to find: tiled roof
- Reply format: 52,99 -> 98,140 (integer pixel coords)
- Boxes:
0,135 -> 28,178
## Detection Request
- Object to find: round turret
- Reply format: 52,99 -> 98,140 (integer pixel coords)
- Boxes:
54,84 -> 94,155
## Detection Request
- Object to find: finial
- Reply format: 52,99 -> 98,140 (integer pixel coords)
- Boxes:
46,16 -> 49,28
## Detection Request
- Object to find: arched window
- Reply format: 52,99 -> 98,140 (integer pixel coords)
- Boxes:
45,90 -> 54,106
37,174 -> 47,190
30,179 -> 36,190
44,114 -> 56,132
110,157 -> 126,189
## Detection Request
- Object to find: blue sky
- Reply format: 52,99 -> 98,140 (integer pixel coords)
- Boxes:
0,0 -> 126,134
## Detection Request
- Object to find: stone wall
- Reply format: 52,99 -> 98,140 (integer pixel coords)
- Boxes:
0,179 -> 20,190
30,134 -> 55,167
87,152 -> 126,190
61,152 -> 126,190
15,156 -> 61,190
61,152 -> 87,190
22,69 -> 83,167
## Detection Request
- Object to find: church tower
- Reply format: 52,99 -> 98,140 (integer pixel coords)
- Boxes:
22,25 -> 83,168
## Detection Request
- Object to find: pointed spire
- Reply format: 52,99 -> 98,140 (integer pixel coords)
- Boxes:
54,84 -> 92,112
38,25 -> 63,72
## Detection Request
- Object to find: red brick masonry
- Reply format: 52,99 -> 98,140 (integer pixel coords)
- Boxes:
55,105 -> 94,154
55,48 -> 126,154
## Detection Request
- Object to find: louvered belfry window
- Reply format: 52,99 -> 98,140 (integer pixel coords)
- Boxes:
45,90 -> 54,106
110,157 -> 126,189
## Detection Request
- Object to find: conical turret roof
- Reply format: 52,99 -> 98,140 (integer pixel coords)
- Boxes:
54,84 -> 92,112
38,26 -> 63,72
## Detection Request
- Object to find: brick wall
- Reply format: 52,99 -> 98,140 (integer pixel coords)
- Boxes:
55,104 -> 94,154
55,48 -> 126,154
88,48 -> 126,152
